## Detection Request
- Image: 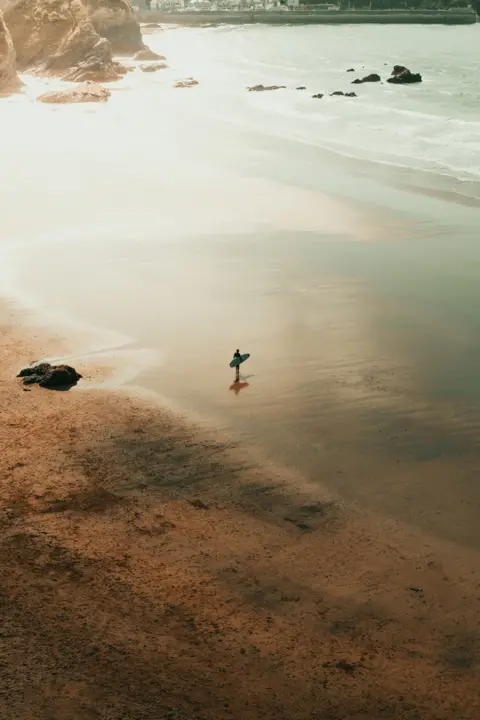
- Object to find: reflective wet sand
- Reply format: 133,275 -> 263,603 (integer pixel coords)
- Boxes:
1,30 -> 480,557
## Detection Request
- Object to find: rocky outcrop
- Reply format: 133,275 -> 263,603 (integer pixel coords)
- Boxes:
330,91 -> 357,97
352,73 -> 381,84
38,82 -> 110,103
140,62 -> 167,73
387,65 -> 422,84
4,0 -> 130,81
312,93 -> 323,99
296,86 -> 306,90
6,0 -> 102,71
18,363 -> 82,388
248,84 -> 286,92
64,57 -> 129,82
134,47 -> 165,61
86,0 -> 144,54
174,78 -> 199,88
0,9 -> 19,95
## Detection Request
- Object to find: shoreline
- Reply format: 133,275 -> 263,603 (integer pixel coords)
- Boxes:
3,304 -> 480,718
3,21 -> 480,718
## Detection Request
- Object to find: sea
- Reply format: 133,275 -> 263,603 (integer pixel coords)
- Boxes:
2,23 -> 480,549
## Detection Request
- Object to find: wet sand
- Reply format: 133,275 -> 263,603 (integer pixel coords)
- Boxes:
3,304 -> 480,720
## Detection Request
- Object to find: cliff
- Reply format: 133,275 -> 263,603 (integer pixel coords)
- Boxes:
0,9 -> 19,94
86,0 -> 144,53
3,0 -> 143,81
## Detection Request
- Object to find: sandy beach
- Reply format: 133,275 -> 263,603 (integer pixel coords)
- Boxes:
3,303 -> 480,720
3,15 -> 480,719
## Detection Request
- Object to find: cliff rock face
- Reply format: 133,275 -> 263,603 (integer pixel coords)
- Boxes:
5,0 -> 144,82
0,9 -> 19,94
86,0 -> 143,53
5,0 -> 106,72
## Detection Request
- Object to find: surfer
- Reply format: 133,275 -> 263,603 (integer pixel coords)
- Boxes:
233,349 -> 242,382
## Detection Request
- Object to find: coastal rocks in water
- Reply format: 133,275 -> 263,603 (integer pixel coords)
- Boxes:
38,82 -> 111,103
248,84 -> 286,92
134,47 -> 165,61
0,9 -> 20,95
4,0 -> 122,81
387,65 -> 422,84
352,73 -> 381,85
18,363 -> 82,389
64,56 -> 129,83
85,0 -> 144,53
346,68 -> 355,72
312,93 -> 324,99
140,62 -> 168,72
296,86 -> 307,90
174,78 -> 199,88
330,91 -> 357,97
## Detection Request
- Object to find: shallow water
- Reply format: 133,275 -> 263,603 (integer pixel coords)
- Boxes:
2,25 -> 480,549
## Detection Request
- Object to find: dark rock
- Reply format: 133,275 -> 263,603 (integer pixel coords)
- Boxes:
296,86 -> 307,90
346,68 -> 355,72
345,91 -> 357,97
330,91 -> 344,96
189,499 -> 210,510
248,84 -> 286,92
408,586 -> 424,593
312,93 -> 323,99
17,363 -> 82,389
336,660 -> 357,674
18,363 -> 51,378
387,66 -> 422,84
352,73 -> 381,85
284,516 -> 310,531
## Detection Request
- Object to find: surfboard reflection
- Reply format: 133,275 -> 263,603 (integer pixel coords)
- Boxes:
229,381 -> 250,395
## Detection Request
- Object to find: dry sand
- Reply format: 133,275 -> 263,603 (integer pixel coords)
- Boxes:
2,304 -> 480,720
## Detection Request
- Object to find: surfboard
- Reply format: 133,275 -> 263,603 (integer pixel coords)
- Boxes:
229,353 -> 250,368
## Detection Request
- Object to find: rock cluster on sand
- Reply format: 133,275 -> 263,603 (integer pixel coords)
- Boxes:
140,62 -> 168,73
174,78 -> 199,88
330,91 -> 357,98
17,363 -> 82,388
352,73 -> 381,85
387,65 -> 422,84
248,84 -> 286,92
0,9 -> 19,94
38,81 -> 111,103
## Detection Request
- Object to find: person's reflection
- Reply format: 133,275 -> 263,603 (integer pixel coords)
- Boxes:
229,381 -> 249,395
